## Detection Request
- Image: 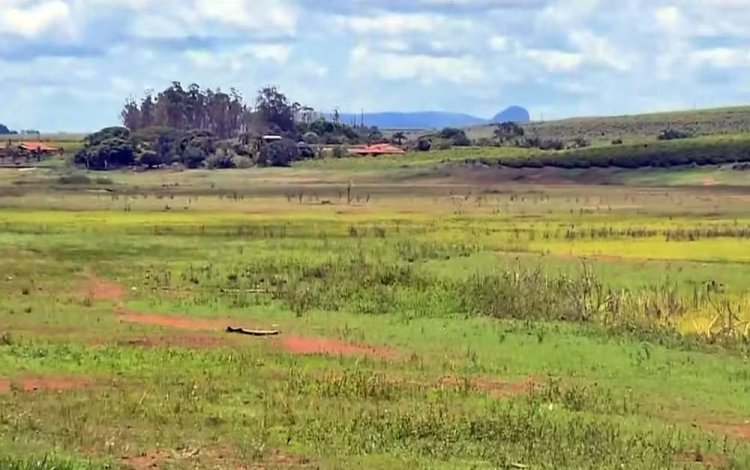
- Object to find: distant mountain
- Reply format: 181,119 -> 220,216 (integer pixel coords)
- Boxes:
337,106 -> 530,129
491,106 -> 530,124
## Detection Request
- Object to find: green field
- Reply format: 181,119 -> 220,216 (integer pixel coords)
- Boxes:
0,160 -> 749,469
466,106 -> 750,144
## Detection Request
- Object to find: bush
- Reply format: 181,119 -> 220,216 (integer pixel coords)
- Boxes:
204,149 -> 236,169
74,137 -> 135,170
658,129 -> 692,141
262,138 -> 300,167
297,142 -> 316,159
332,146 -> 348,159
417,138 -> 432,152
611,139 -> 623,145
570,136 -> 590,149
303,131 -> 319,145
232,155 -> 254,169
137,150 -> 161,168
539,138 -> 565,151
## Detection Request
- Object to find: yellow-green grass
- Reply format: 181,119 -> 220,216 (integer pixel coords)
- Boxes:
1,170 -> 750,468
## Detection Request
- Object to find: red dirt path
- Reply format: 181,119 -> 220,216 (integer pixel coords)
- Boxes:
0,376 -> 90,393
281,335 -> 394,359
119,312 -> 225,331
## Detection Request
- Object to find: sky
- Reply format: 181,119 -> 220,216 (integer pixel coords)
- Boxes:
1,0 -> 750,132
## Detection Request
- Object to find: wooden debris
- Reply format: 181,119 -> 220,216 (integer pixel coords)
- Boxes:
226,326 -> 280,337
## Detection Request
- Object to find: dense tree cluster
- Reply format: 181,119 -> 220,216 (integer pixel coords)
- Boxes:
77,82 -> 385,170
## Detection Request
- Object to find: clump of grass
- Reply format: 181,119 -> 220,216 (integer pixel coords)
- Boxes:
56,174 -> 91,185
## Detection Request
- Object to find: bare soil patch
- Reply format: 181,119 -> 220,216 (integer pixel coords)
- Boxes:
121,449 -> 172,470
249,450 -> 311,469
119,312 -> 225,331
0,375 -> 91,394
706,422 -> 750,441
80,277 -> 127,302
122,445 -> 280,470
281,335 -> 394,359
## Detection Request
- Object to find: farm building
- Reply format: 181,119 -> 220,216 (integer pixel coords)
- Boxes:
0,140 -> 62,164
349,143 -> 406,156
17,141 -> 61,153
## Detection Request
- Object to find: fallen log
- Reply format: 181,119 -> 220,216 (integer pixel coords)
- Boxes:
226,326 -> 280,336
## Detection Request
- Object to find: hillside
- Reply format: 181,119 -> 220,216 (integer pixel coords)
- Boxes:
466,105 -> 750,143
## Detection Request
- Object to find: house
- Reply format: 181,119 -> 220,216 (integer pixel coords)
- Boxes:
0,140 -> 62,163
18,141 -> 60,153
349,143 -> 406,156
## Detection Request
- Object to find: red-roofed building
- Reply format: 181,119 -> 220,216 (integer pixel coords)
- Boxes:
18,141 -> 60,153
349,143 -> 406,156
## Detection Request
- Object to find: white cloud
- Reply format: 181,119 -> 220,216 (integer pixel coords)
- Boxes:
2,0 -> 750,131
524,48 -> 584,72
0,0 -> 72,38
349,45 -> 485,84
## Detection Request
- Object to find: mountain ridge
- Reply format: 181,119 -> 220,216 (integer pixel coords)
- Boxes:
337,106 -> 530,129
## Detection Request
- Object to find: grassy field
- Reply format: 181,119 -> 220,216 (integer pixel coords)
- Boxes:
465,106 -> 750,144
0,162 -> 749,469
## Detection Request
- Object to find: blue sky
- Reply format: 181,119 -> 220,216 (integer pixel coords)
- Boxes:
1,0 -> 750,131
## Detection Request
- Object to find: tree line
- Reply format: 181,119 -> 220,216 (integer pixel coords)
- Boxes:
469,136 -> 750,169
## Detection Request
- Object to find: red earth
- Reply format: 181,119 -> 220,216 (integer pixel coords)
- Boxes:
82,277 -> 127,302
0,376 -> 90,393
281,335 -> 394,359
707,422 -> 750,441
119,312 -> 225,331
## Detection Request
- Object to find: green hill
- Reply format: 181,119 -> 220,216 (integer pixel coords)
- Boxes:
466,105 -> 750,144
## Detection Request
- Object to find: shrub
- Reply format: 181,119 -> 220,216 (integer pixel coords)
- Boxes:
417,138 -> 432,152
539,138 -> 565,151
332,146 -> 348,159
570,136 -> 590,149
205,150 -> 236,169
658,129 -> 692,141
262,138 -> 300,167
439,127 -> 470,147
303,131 -> 319,145
57,174 -> 91,185
232,155 -> 254,169
137,150 -> 161,168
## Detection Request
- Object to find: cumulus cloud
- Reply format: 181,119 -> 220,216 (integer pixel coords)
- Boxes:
0,0 -> 749,130
0,0 -> 72,38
